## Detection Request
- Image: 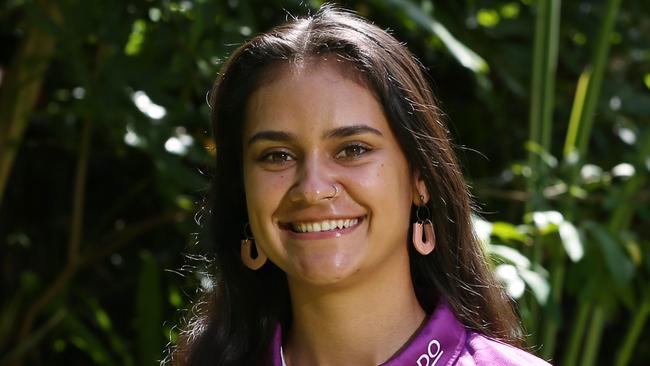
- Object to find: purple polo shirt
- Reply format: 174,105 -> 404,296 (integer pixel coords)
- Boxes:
267,300 -> 552,365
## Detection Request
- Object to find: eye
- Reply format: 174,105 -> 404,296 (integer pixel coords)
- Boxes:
335,143 -> 371,159
259,150 -> 295,164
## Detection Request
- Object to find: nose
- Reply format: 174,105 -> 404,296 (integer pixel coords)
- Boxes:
288,156 -> 338,204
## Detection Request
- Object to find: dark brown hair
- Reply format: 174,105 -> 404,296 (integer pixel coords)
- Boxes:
170,5 -> 521,366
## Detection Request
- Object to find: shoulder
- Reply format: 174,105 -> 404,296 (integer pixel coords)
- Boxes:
453,331 -> 553,366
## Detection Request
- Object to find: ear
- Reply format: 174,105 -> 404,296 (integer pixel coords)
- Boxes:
412,170 -> 429,205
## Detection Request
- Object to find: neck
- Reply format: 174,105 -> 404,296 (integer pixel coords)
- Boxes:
283,252 -> 426,366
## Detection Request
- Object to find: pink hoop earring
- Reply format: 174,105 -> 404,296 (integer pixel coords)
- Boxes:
241,223 -> 267,270
413,195 -> 435,255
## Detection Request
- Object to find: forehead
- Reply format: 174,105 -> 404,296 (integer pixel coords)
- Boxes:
243,59 -> 385,138
258,56 -> 369,88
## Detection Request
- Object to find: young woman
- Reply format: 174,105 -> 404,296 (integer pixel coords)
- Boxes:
171,5 -> 552,366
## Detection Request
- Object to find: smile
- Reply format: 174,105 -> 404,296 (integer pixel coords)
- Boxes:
291,218 -> 359,233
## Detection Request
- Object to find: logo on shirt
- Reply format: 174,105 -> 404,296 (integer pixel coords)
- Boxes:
416,339 -> 443,366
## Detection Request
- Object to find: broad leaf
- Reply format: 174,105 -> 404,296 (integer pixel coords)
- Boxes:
559,220 -> 584,262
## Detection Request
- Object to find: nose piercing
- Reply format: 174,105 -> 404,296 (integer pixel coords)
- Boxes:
324,184 -> 339,200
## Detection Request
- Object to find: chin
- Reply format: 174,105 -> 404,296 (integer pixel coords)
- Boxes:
290,252 -> 363,286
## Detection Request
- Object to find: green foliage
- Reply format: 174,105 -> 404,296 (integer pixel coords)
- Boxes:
136,251 -> 163,366
1,0 -> 649,365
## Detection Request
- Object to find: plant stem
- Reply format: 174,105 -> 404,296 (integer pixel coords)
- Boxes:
614,300 -> 650,366
575,0 -> 623,159
540,253 -> 565,359
558,1 -> 624,363
81,210 -> 185,265
0,0 -> 60,209
562,70 -> 591,160
527,295 -> 539,346
526,2 -> 561,351
563,301 -> 591,366
580,305 -> 606,366
0,310 -> 66,366
13,118 -> 92,366
526,0 -> 561,214
562,69 -> 592,190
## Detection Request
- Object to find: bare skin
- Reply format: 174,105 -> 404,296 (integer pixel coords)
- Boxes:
243,60 -> 430,365
284,252 -> 426,365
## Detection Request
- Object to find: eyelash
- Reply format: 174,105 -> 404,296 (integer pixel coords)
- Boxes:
258,143 -> 372,165
259,150 -> 295,164
335,143 -> 371,159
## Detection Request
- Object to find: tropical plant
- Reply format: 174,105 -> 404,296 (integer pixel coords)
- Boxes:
1,0 -> 648,365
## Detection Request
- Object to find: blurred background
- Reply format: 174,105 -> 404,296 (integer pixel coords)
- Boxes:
1,0 -> 648,365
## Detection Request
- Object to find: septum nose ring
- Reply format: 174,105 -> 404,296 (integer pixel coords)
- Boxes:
324,184 -> 339,200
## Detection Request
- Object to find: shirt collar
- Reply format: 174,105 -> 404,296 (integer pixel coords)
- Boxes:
268,299 -> 466,366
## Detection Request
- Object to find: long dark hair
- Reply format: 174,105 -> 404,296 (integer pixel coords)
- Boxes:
170,5 -> 521,366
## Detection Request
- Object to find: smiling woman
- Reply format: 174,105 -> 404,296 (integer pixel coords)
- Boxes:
243,63 -> 416,288
169,5 -> 551,366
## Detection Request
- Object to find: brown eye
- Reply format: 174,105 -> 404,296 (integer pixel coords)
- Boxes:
335,144 -> 371,159
260,151 -> 294,164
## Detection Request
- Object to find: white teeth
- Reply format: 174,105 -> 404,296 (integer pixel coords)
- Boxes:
291,218 -> 360,233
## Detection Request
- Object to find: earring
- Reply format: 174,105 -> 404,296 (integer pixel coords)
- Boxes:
413,195 -> 435,255
241,223 -> 267,270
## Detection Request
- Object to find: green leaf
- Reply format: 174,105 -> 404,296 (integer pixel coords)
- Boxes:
136,251 -> 164,366
530,210 -> 563,234
525,141 -> 558,168
383,0 -> 489,73
587,222 -> 635,287
500,2 -> 521,19
518,267 -> 550,305
84,298 -> 135,366
491,222 -> 528,243
63,312 -> 115,366
476,8 -> 500,28
559,221 -> 584,262
489,244 -> 531,268
168,285 -> 184,309
125,19 -> 147,56
495,264 -> 525,299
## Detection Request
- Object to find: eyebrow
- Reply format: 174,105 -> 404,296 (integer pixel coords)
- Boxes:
247,130 -> 295,146
323,124 -> 384,139
247,124 -> 383,146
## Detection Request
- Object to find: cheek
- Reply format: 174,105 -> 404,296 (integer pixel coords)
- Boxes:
343,159 -> 413,218
377,165 -> 412,212
244,169 -> 290,218
345,156 -> 411,197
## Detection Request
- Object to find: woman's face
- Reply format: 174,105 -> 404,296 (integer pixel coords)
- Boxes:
242,61 -> 421,287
